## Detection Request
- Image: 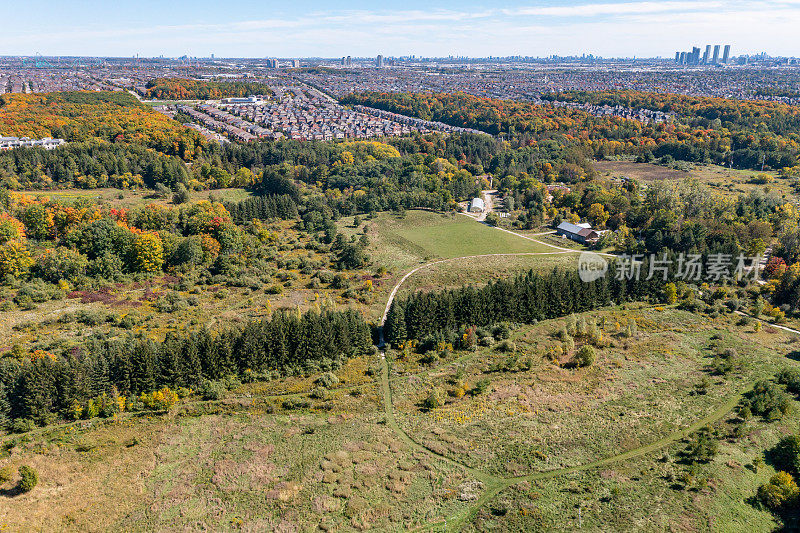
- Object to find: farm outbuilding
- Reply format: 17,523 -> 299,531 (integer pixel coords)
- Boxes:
470,198 -> 485,213
556,221 -> 600,244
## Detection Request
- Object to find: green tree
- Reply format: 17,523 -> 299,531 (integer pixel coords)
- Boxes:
36,247 -> 88,283
773,435 -> 800,473
757,471 -> 799,510
173,182 -> 190,204
575,345 -> 596,367
17,465 -> 38,493
384,303 -> 407,348
664,282 -> 678,305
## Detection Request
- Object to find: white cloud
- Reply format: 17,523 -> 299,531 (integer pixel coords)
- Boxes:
0,1 -> 797,57
506,1 -> 723,17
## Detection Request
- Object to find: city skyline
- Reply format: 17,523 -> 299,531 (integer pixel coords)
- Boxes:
0,0 -> 798,58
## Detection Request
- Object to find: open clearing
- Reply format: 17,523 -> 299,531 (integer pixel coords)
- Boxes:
17,187 -> 253,210
338,210 -> 579,321
389,306 -> 800,477
594,160 -> 798,201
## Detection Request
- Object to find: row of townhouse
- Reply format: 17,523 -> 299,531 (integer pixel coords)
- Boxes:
217,88 -> 428,140
0,136 -> 66,151
175,105 -> 257,142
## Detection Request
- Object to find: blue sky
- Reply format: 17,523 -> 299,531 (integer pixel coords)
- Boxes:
1,0 -> 797,58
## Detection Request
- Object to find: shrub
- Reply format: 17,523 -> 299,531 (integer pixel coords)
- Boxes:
683,426 -> 719,464
492,322 -> 511,340
17,465 -> 38,493
316,372 -> 340,388
575,345 -> 596,367
198,380 -> 225,401
266,284 -> 284,294
139,387 -> 179,411
772,435 -> 800,474
777,369 -> 800,394
222,374 -> 242,391
496,339 -> 516,353
757,471 -> 799,510
421,389 -> 442,410
479,336 -> 495,347
173,182 -> 190,204
310,387 -> 330,400
0,464 -> 12,484
745,380 -> 791,420
10,418 -> 35,434
472,378 -> 491,395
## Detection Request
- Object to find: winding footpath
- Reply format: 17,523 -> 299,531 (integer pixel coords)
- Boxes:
376,224 -> 799,532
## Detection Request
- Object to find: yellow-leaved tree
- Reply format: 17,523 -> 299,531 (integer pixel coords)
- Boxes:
0,240 -> 34,279
132,233 -> 164,273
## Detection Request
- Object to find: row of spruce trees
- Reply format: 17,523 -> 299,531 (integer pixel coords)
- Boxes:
384,264 -> 666,346
0,308 -> 372,426
224,194 -> 299,224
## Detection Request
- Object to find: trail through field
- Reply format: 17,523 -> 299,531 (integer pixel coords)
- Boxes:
376,219 -> 782,532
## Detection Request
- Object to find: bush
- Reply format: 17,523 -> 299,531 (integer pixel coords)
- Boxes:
310,387 -> 330,400
683,426 -> 719,464
173,183 -> 190,204
745,379 -> 791,420
316,372 -> 340,388
492,322 -> 511,340
575,345 -> 596,367
0,464 -> 12,484
757,471 -> 799,510
222,374 -> 242,391
266,284 -> 284,294
495,339 -> 516,352
472,378 -> 491,395
777,369 -> 800,394
198,380 -> 225,401
421,389 -> 442,410
772,435 -> 800,474
10,418 -> 35,434
17,465 -> 38,493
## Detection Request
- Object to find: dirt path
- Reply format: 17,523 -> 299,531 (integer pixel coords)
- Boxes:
375,219 -> 765,532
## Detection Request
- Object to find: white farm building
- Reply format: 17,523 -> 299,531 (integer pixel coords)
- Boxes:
469,198 -> 485,213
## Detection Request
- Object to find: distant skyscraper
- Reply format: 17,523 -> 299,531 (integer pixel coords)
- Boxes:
675,51 -> 680,63
346,55 -> 352,67
712,44 -> 720,64
679,51 -> 686,64
376,54 -> 384,67
341,57 -> 346,66
692,47 -> 701,65
703,45 -> 711,64
722,45 -> 731,64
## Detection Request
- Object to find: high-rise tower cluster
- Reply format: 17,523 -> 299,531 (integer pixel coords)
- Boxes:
674,44 -> 731,65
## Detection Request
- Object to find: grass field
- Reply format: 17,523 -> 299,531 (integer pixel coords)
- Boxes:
17,187 -> 253,210
3,304 -> 799,531
385,211 -> 557,259
0,353 -> 476,532
388,305 -> 800,477
594,160 -> 798,201
339,210 -> 579,321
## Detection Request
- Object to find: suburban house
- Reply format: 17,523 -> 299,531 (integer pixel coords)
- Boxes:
556,221 -> 601,244
470,197 -> 485,213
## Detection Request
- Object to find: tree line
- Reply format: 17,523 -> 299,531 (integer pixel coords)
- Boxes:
0,307 -> 372,426
384,263 -> 665,347
225,194 -> 299,224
